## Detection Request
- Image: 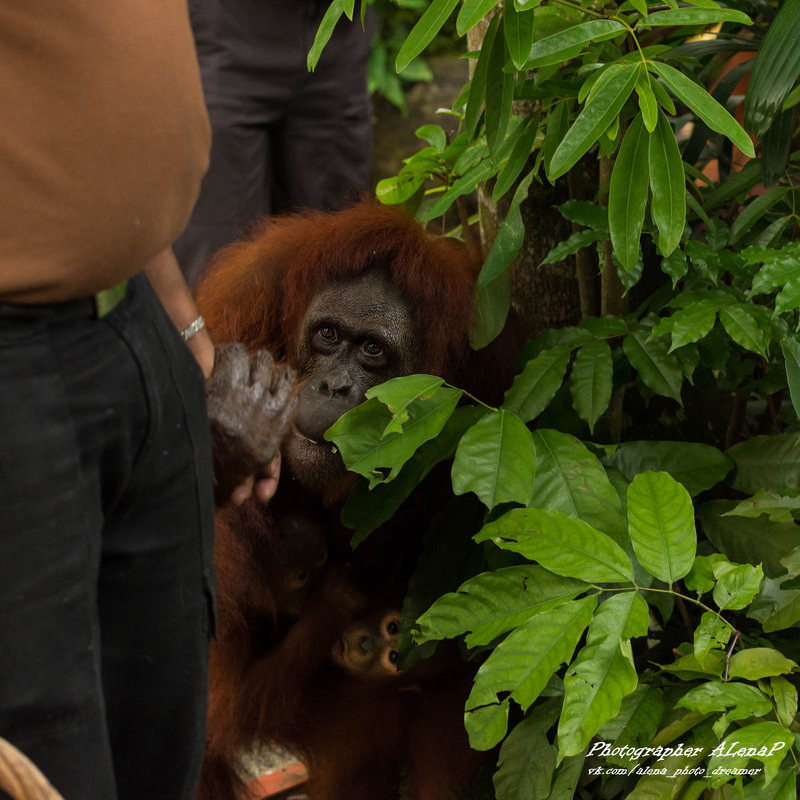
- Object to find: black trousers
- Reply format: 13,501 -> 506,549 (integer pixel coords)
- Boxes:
0,274 -> 215,800
174,0 -> 375,286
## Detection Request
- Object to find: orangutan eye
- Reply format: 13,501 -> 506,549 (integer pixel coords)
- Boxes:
363,340 -> 383,357
319,326 -> 337,342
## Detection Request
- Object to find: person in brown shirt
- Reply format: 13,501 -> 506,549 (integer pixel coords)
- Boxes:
0,3 -> 267,798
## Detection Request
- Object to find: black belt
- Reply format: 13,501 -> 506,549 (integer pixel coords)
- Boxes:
0,280 -> 128,321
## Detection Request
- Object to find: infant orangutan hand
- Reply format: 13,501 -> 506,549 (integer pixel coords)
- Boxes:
206,343 -> 297,506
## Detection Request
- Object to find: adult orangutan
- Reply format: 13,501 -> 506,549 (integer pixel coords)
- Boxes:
195,202 -> 504,799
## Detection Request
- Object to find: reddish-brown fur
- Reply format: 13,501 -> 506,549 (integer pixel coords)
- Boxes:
196,202 -> 498,800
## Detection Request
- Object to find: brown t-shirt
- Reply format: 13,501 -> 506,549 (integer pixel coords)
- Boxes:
0,1 -> 211,302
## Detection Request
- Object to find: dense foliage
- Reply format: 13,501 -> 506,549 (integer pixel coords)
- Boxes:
311,1 -> 800,797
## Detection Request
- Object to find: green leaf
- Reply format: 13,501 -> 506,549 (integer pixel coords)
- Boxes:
479,171 -> 534,287
558,592 -> 649,757
649,61 -> 755,158
741,769 -> 797,800
723,489 -> 800,524
608,440 -> 732,496
493,709 -> 559,800
727,432 -> 800,494
698,500 -> 800,579
504,1 -> 535,70
464,701 -> 510,752
771,677 -> 798,729
476,507 -> 635,583
485,18 -> 515,157
452,410 -> 536,509
654,301 -> 718,351
676,680 -> 772,720
465,15 -> 499,137
466,596 -> 597,747
531,429 -> 626,545
729,648 -> 797,681
693,611 -> 731,666
661,247 -> 688,286
415,124 -> 447,152
414,565 -> 588,647
375,173 -> 424,205
570,340 -> 613,433
307,0 -> 345,71
719,303 -> 771,357
782,337 -> 800,423
641,8 -> 752,26
493,114 -> 540,202
503,344 -> 573,422
706,721 -> 794,788
609,113 -> 650,271
525,20 -> 626,69
635,70 -> 659,133
713,561 -> 764,610
366,374 -> 447,427
627,471 -> 696,583
549,65 -> 639,180
649,110 -> 686,256
456,0 -> 499,36
541,229 -> 605,266
543,99 -> 569,177
597,686 -> 665,763
341,407 -> 485,546
471,269 -> 511,350
729,185 -> 790,244
326,388 -> 460,487
557,200 -> 608,230
623,327 -> 684,403
744,0 -> 800,135
396,0 -> 460,72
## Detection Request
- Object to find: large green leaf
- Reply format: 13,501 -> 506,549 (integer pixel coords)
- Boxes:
341,406 -> 485,546
652,300 -> 718,351
485,18 -> 515,157
414,565 -> 587,647
465,15 -> 500,137
396,0 -> 460,72
728,648 -> 797,681
729,185 -> 790,244
782,336 -> 800,423
741,769 -> 797,800
713,561 -> 764,610
569,340 -> 614,434
471,269 -> 512,350
558,592 -> 649,757
466,595 -> 597,746
698,500 -> 800,578
627,471 -> 696,584
478,171 -> 534,287
476,507 -> 635,583
326,386 -> 460,488
531,429 -> 626,545
452,410 -> 536,509
649,61 -> 755,158
727,432 -> 800,494
706,721 -> 794,788
622,327 -> 684,403
723,489 -> 800,524
609,112 -> 650,271
503,344 -> 573,422
525,20 -> 626,69
549,65 -> 639,180
640,8 -> 752,26
649,110 -> 686,256
493,115 -> 540,202
608,440 -> 732,496
744,0 -> 800,135
493,707 -> 560,800
597,685 -> 665,764
456,0 -> 498,35
504,1 -> 535,71
676,680 -> 772,720
307,0 -> 344,70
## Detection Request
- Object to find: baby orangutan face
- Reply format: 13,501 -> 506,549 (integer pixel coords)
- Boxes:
330,610 -> 402,680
